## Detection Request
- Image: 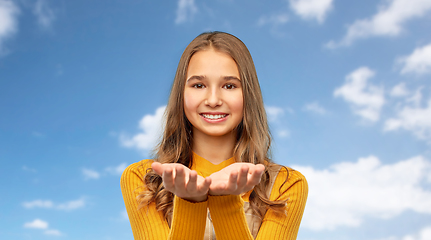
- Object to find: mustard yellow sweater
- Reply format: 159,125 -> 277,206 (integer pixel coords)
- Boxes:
121,153 -> 308,240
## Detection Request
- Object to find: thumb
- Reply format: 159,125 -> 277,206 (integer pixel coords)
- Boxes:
151,162 -> 163,176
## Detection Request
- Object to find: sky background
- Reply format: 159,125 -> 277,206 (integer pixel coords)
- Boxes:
1,0 -> 431,239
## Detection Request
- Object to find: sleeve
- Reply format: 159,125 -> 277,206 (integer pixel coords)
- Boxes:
206,168 -> 308,240
208,194 -> 253,240
256,168 -> 308,239
120,161 -> 209,240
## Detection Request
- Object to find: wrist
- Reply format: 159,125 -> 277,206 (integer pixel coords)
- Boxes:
181,194 -> 208,203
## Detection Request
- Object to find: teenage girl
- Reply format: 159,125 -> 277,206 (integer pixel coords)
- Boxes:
121,31 -> 308,240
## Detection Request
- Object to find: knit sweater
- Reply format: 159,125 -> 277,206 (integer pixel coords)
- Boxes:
121,152 -> 308,240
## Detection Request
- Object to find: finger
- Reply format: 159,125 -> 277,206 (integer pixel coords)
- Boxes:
244,165 -> 264,189
174,165 -> 186,190
236,165 -> 249,188
225,170 -> 239,193
209,182 -> 226,195
186,170 -> 198,194
151,162 -> 163,176
199,177 -> 211,193
162,165 -> 175,191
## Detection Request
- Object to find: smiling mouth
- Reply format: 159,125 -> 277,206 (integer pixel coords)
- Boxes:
201,114 -> 228,120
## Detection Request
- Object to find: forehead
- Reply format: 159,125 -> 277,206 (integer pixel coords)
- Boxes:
186,49 -> 239,78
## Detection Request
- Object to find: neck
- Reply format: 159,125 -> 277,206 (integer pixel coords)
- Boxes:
192,130 -> 237,165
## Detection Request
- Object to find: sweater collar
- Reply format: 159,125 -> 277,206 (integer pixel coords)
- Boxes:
190,152 -> 235,177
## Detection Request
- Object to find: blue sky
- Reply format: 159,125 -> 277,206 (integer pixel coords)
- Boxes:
1,0 -> 431,239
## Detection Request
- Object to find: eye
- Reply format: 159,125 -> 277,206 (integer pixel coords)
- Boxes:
223,83 -> 237,90
192,83 -> 205,89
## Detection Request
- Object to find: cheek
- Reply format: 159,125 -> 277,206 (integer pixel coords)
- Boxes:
184,91 -> 199,115
230,93 -> 244,117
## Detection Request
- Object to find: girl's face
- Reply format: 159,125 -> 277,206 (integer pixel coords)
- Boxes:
184,49 -> 243,139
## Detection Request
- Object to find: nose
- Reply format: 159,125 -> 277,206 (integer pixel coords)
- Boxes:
205,87 -> 222,107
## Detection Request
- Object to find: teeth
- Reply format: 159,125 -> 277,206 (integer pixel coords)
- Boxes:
202,114 -> 227,119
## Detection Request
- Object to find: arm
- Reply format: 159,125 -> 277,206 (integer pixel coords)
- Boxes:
206,163 -> 265,240
256,168 -> 308,239
207,166 -> 308,240
120,161 -> 209,240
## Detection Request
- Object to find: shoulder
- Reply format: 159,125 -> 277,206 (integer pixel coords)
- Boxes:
120,160 -> 155,184
269,165 -> 308,201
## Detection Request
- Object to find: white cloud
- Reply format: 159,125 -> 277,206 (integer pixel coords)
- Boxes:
303,101 -> 327,115
33,0 -> 55,29
44,229 -> 62,236
120,106 -> 166,151
22,165 -> 37,173
390,82 -> 409,97
326,0 -> 431,48
56,198 -> 85,211
398,42 -> 431,75
289,0 -> 333,23
334,67 -> 385,122
277,129 -> 290,138
105,163 -> 127,175
23,200 -> 54,209
23,219 -> 63,236
0,0 -> 19,55
403,226 -> 431,240
257,13 -> 289,27
265,105 -> 290,138
24,219 -> 49,229
376,225 -> 431,240
265,105 -> 285,122
122,209 -> 128,220
175,0 -> 197,24
23,198 -> 85,211
293,155 -> 431,231
384,95 -> 431,142
82,168 -> 100,180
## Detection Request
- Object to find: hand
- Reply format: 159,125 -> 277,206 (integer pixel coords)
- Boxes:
151,162 -> 211,202
208,163 -> 265,196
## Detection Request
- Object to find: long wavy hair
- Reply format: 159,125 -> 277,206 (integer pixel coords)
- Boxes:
137,31 -> 288,220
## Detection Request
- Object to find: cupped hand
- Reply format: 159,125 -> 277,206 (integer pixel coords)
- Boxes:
208,163 -> 265,196
151,162 -> 211,202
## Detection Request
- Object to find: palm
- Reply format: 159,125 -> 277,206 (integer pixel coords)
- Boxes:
152,162 -> 211,202
209,163 -> 265,196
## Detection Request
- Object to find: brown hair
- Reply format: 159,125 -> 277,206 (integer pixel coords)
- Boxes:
137,31 -> 288,219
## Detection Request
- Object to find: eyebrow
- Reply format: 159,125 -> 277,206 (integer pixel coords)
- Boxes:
186,75 -> 241,82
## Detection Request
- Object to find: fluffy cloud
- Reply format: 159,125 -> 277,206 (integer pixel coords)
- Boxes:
265,105 -> 290,138
293,155 -> 431,231
175,0 -> 197,24
334,67 -> 385,122
265,105 -> 285,122
303,101 -> 327,115
24,219 -> 48,229
390,82 -> 410,97
56,198 -> 85,210
105,163 -> 127,175
44,229 -> 62,236
122,209 -> 129,220
82,168 -> 100,180
375,225 -> 431,240
402,226 -> 431,240
326,0 -> 431,48
257,13 -> 289,27
0,0 -> 19,55
23,219 -> 63,236
33,0 -> 55,29
384,92 -> 431,141
23,200 -> 53,209
398,42 -> 431,75
120,106 -> 166,151
289,0 -> 333,23
23,197 -> 86,211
